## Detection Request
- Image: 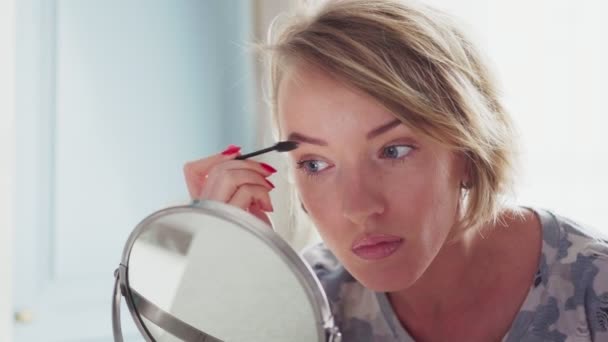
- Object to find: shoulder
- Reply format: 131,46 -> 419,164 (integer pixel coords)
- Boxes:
299,242 -> 358,301
299,243 -> 401,341
540,209 -> 608,279
537,209 -> 608,339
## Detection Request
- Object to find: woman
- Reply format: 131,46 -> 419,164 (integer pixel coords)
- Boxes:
183,0 -> 608,340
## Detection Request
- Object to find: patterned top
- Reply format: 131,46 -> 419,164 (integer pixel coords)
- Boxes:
301,209 -> 608,341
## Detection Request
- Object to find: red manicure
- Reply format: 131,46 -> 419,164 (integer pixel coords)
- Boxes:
221,145 -> 241,155
260,163 -> 277,173
265,179 -> 275,188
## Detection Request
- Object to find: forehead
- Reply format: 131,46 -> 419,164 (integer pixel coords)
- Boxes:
277,62 -> 376,114
277,63 -> 398,137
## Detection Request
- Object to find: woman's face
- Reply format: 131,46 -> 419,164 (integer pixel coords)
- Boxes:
278,63 -> 466,291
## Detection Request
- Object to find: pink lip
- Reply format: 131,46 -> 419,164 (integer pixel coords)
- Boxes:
351,234 -> 404,260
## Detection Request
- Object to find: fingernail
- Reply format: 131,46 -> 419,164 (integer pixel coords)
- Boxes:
221,145 -> 241,155
257,200 -> 273,212
266,201 -> 274,212
265,179 -> 275,188
260,162 -> 277,173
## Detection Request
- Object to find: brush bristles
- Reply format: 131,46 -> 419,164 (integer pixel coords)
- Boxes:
275,141 -> 299,152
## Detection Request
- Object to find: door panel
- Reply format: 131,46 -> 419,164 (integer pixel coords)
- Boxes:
14,1 -> 254,340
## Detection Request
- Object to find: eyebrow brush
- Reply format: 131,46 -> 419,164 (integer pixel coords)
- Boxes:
235,141 -> 299,160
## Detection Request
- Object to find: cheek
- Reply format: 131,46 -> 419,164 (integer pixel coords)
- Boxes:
294,176 -> 351,253
295,176 -> 340,223
384,160 -> 461,240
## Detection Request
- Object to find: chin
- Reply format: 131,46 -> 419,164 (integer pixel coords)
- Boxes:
348,265 -> 422,292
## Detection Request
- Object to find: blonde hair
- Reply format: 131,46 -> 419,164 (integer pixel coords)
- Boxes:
262,0 -> 517,232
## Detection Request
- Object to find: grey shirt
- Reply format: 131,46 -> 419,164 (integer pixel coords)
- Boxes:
301,209 -> 608,341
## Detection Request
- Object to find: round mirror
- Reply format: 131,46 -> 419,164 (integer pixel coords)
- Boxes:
112,200 -> 341,342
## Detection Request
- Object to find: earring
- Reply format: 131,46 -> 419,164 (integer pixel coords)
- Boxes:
461,180 -> 472,189
461,153 -> 473,190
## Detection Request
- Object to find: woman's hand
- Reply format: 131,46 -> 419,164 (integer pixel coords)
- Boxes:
183,145 -> 277,226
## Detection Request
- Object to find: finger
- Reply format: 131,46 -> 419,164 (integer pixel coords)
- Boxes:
210,159 -> 277,179
248,206 -> 273,227
201,169 -> 275,202
227,184 -> 274,212
183,145 -> 241,198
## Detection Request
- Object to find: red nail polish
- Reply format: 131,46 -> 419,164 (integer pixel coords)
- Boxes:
260,162 -> 277,173
265,179 -> 275,188
221,145 -> 241,155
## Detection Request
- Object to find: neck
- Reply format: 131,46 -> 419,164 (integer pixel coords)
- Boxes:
387,222 -> 500,337
385,207 -> 539,341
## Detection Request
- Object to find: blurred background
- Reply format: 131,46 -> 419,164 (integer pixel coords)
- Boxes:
0,0 -> 606,341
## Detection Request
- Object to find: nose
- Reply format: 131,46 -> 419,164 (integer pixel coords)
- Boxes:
340,168 -> 386,226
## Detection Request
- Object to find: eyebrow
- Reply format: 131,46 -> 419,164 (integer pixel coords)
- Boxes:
286,119 -> 402,146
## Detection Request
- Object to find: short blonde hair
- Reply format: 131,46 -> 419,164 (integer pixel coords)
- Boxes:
263,0 -> 517,232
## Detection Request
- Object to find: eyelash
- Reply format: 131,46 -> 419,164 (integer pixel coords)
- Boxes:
382,145 -> 414,165
296,144 -> 415,178
296,160 -> 326,179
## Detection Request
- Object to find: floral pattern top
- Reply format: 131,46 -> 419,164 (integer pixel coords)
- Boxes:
301,208 -> 608,341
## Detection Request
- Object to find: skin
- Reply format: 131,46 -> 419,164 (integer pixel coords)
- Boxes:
276,62 -> 543,341
183,146 -> 275,225
183,62 -> 542,341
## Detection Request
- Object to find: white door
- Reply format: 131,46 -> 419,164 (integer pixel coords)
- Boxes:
13,1 -> 254,340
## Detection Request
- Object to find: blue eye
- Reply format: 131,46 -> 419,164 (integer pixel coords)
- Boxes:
381,145 -> 413,159
297,160 -> 329,176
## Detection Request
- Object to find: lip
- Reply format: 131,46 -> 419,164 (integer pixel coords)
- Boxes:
351,234 -> 404,261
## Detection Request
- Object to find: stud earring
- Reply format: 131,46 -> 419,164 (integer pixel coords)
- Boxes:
461,180 -> 472,189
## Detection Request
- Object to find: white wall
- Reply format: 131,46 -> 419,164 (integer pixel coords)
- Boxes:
424,0 -> 608,230
0,0 -> 16,339
12,1 -> 257,340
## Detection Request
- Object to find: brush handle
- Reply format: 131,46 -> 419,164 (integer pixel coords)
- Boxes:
235,145 -> 275,160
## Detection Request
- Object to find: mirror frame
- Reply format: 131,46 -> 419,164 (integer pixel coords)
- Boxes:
112,200 -> 342,342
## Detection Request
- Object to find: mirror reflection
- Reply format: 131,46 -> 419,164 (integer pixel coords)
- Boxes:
126,207 -> 322,342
